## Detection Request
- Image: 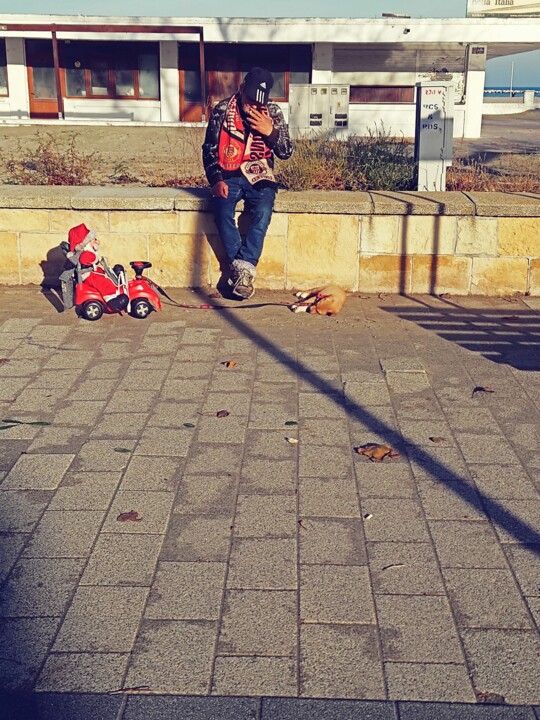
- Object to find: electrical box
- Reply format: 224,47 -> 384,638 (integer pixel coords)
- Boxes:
288,84 -> 350,137
414,81 -> 454,191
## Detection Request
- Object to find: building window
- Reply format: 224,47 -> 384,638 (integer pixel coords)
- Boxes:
62,41 -> 159,99
0,40 -> 8,96
350,86 -> 415,104
178,42 -> 311,118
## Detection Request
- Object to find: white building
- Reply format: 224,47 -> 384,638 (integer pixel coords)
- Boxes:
0,14 -> 539,138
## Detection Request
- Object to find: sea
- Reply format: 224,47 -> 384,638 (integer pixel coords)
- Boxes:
484,86 -> 540,98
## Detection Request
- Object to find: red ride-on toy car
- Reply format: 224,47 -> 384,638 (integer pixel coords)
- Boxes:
73,261 -> 162,321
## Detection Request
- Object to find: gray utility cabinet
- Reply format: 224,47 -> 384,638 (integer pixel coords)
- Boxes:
288,84 -> 350,137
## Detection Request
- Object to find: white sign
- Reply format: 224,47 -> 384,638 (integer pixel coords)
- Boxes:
415,82 -> 454,192
468,0 -> 540,16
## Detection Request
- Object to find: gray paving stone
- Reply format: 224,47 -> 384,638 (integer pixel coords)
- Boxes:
469,465 -> 539,500
0,422 -> 41,441
181,327 -> 221,344
486,500 -> 540,544
299,517 -> 366,566
429,520 -> 507,568
380,358 -> 426,373
22,511 -> 104,558
69,378 -> 118,399
235,494 -> 296,537
218,589 -> 297,656
36,653 -> 129,693
228,538 -> 297,589
261,697 -> 397,719
248,403 -> 297,429
399,420 -> 454,447
391,394 -> 444,421
398,702 -> 537,719
44,351 -> 94,370
47,472 -> 121,510
444,568 -> 533,629
212,656 -> 297,697
298,418 -> 350,446
51,401 -> 106,427
0,533 -> 26,584
0,617 -> 59,690
2,454 -> 74,491
117,369 -> 169,390
162,515 -> 232,562
361,499 -> 431,543
174,474 -> 236,515
74,440 -> 133,472
385,372 -> 432,395
123,695 -> 259,720
146,561 -> 226,620
385,662 -> 475,702
24,427 -> 88,454
196,414 -> 248,443
81,533 -> 163,586
461,629 -> 540,705
416,480 -> 486,521
184,444 -> 244,475
355,462 -> 417,499
299,393 -> 347,418
202,393 -> 250,416
301,565 -> 375,624
146,401 -> 200,427
300,477 -> 360,517
124,620 -> 216,694
90,413 -> 148,439
407,447 -> 472,481
105,389 -> 158,413
2,692 -> 124,720
368,542 -> 445,595
444,406 -> 498,433
0,558 -> 84,617
53,586 -> 148,652
101,490 -> 174,534
376,595 -> 463,663
0,491 -> 50,532
503,544 -> 540,596
121,456 -> 182,492
245,430 -> 299,461
240,458 -> 296,495
456,434 -> 521,465
134,426 -> 193,456
299,445 -> 354,479
343,381 -> 393,407
300,624 -> 385,699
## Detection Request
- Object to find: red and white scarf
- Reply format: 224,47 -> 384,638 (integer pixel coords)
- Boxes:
218,94 -> 275,186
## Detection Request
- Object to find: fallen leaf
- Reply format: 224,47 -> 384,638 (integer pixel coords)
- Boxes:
0,359 -> 9,366
471,386 -> 495,398
363,513 -> 373,520
285,437 -> 299,445
3,419 -> 51,426
0,424 -> 16,431
183,422 -> 195,428
117,510 -> 143,522
429,436 -> 446,444
284,421 -> 298,427
109,686 -> 151,695
476,691 -> 506,705
221,360 -> 238,368
216,410 -> 230,418
355,443 -> 400,462
382,563 -> 406,571
501,315 -> 519,321
113,447 -> 131,453
298,519 -> 307,529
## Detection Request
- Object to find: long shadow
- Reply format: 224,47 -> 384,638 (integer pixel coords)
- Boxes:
191,286 -> 540,554
381,303 -> 540,371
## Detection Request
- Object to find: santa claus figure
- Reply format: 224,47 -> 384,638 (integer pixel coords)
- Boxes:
68,223 -> 128,312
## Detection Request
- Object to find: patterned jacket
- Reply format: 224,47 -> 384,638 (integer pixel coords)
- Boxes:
202,93 -> 294,187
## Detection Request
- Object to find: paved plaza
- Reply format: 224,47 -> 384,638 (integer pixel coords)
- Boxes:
0,286 -> 539,719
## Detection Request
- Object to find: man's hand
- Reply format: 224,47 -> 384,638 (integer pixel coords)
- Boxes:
246,107 -> 274,136
211,181 -> 229,199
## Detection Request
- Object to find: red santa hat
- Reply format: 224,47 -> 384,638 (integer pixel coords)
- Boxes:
68,223 -> 95,253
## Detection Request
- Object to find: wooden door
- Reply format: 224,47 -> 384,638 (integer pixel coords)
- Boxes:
26,40 -> 59,119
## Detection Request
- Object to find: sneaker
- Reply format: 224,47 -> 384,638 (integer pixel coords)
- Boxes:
229,268 -> 255,299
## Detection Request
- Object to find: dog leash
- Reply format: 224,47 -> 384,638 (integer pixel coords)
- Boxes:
147,279 -> 293,311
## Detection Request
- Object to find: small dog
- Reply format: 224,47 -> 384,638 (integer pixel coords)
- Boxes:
290,285 -> 347,316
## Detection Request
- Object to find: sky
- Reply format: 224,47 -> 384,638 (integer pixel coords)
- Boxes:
1,0 -> 539,86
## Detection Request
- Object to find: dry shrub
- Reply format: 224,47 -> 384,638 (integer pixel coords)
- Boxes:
447,156 -> 540,192
275,133 -> 349,190
4,132 -> 100,185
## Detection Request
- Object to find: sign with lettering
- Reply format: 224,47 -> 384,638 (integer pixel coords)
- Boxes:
468,0 -> 540,17
415,82 -> 454,191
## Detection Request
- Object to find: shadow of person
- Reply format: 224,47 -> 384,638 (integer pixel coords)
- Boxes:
39,244 -> 68,313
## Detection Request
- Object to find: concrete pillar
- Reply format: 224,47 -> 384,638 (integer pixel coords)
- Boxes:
524,89 -> 535,106
159,40 -> 180,123
311,43 -> 333,84
463,44 -> 487,139
5,38 -> 30,119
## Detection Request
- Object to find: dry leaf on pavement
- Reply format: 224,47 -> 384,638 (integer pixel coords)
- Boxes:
221,360 -> 238,368
216,410 -> 230,418
117,510 -> 143,522
355,443 -> 400,462
471,386 -> 495,398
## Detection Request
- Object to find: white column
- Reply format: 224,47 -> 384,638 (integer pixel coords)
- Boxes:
311,43 -> 333,84
5,38 -> 30,119
159,40 -> 180,123
463,44 -> 487,139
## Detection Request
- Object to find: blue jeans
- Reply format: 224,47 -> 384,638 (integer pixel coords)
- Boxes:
212,175 -> 277,267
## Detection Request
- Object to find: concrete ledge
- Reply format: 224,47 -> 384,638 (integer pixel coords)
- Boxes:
0,187 -> 538,295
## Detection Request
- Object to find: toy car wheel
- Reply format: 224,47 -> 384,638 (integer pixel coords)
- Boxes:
81,300 -> 104,321
131,299 -> 152,319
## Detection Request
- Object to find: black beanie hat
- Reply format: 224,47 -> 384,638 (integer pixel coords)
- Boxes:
243,67 -> 274,104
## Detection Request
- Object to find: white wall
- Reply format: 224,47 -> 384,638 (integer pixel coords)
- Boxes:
63,99 -> 161,122
159,41 -> 180,123
0,38 -> 29,120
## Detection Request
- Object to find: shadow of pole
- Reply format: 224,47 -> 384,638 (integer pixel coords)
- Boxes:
191,287 -> 540,554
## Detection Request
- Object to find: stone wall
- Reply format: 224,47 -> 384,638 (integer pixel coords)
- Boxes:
0,186 -> 539,296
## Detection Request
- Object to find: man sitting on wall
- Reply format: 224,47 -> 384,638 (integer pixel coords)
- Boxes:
202,67 -> 294,299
